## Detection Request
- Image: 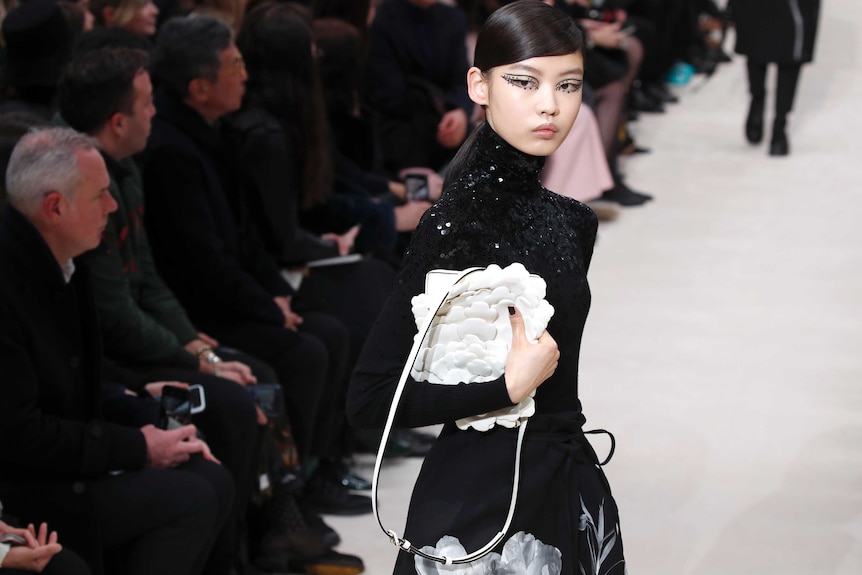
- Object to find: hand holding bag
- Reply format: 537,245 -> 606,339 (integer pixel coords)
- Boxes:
371,262 -> 554,565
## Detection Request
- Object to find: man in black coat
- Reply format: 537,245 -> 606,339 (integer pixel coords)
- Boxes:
0,128 -> 234,574
731,0 -> 820,155
140,15 -> 369,520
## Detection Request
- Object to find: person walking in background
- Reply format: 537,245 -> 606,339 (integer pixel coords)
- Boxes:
731,0 -> 820,156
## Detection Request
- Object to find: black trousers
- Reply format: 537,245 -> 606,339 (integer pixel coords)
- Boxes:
1,457 -> 233,575
209,312 -> 350,460
93,457 -> 234,575
747,59 -> 803,120
106,352 -> 267,575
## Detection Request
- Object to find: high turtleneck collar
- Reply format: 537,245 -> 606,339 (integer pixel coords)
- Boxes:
457,122 -> 545,190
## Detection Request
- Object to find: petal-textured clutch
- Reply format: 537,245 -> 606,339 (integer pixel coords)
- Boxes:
410,263 -> 554,431
372,263 -> 554,566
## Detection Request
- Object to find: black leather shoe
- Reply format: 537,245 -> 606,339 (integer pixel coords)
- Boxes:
630,87 -> 665,114
601,182 -> 652,207
646,82 -> 678,104
338,470 -> 372,491
745,98 -> 764,144
297,550 -> 365,575
299,500 -> 341,547
392,429 -> 433,457
769,127 -> 789,156
306,475 -> 372,516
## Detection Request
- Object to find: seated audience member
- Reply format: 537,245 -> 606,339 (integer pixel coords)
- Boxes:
89,0 -> 159,37
365,0 -> 472,173
0,127 -> 233,575
313,16 -> 436,239
0,507 -> 90,575
55,46 -> 266,574
0,0 -> 76,120
141,8 -> 371,530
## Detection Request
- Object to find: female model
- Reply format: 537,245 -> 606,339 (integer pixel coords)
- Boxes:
349,2 -> 626,574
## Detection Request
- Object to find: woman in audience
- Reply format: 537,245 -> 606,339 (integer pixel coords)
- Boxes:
227,0 -> 401,485
89,0 -> 159,36
230,2 -> 425,259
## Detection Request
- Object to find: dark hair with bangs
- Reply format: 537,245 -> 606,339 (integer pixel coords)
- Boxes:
445,1 -> 583,185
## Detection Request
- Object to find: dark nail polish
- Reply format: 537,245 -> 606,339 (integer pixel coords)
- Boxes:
508,306 -> 515,315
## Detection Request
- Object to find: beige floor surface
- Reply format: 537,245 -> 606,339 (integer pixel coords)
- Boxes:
320,4 -> 862,574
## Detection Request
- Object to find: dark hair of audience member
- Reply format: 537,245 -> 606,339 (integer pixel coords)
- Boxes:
313,18 -> 362,119
151,15 -> 232,101
58,47 -> 149,134
73,25 -> 154,54
312,0 -> 371,37
238,1 -> 332,209
0,112 -> 51,211
446,1 -> 584,185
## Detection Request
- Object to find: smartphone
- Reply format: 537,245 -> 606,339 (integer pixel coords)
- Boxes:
619,25 -> 637,36
404,173 -> 429,202
246,383 -> 285,419
160,384 -> 206,430
0,533 -> 27,546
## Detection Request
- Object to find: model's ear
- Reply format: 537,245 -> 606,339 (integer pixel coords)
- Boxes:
467,66 -> 488,107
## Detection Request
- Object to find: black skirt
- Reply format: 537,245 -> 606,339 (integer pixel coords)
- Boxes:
393,412 -> 627,575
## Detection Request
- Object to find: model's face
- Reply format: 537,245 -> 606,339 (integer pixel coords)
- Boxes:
59,150 -> 117,257
124,0 -> 159,36
470,52 -> 585,157
121,71 -> 156,156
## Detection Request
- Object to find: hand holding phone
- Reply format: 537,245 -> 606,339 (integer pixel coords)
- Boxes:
405,173 -> 430,202
159,385 -> 206,430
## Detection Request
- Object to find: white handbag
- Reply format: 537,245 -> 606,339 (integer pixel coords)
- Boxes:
371,263 -> 554,565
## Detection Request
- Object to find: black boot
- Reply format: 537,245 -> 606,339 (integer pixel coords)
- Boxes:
769,118 -> 789,156
745,97 -> 765,144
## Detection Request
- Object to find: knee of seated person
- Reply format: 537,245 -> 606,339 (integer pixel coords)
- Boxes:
173,461 -> 235,528
202,376 -> 258,423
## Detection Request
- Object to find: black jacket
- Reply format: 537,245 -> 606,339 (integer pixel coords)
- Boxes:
731,0 -> 820,64
0,205 -> 147,571
140,89 -> 292,331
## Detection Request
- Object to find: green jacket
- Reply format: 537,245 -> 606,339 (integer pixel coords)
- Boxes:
75,144 -> 200,371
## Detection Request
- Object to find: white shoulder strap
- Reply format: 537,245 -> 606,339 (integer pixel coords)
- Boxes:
371,268 -> 528,566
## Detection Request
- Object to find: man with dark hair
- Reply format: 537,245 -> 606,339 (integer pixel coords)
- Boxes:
142,15 -> 366,574
56,45 -> 267,575
0,127 -> 233,575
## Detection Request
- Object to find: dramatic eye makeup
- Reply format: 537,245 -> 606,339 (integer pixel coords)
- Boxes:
501,74 -> 538,90
557,79 -> 584,93
501,73 -> 584,94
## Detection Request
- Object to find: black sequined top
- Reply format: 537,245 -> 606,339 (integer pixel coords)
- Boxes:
348,123 -> 598,429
